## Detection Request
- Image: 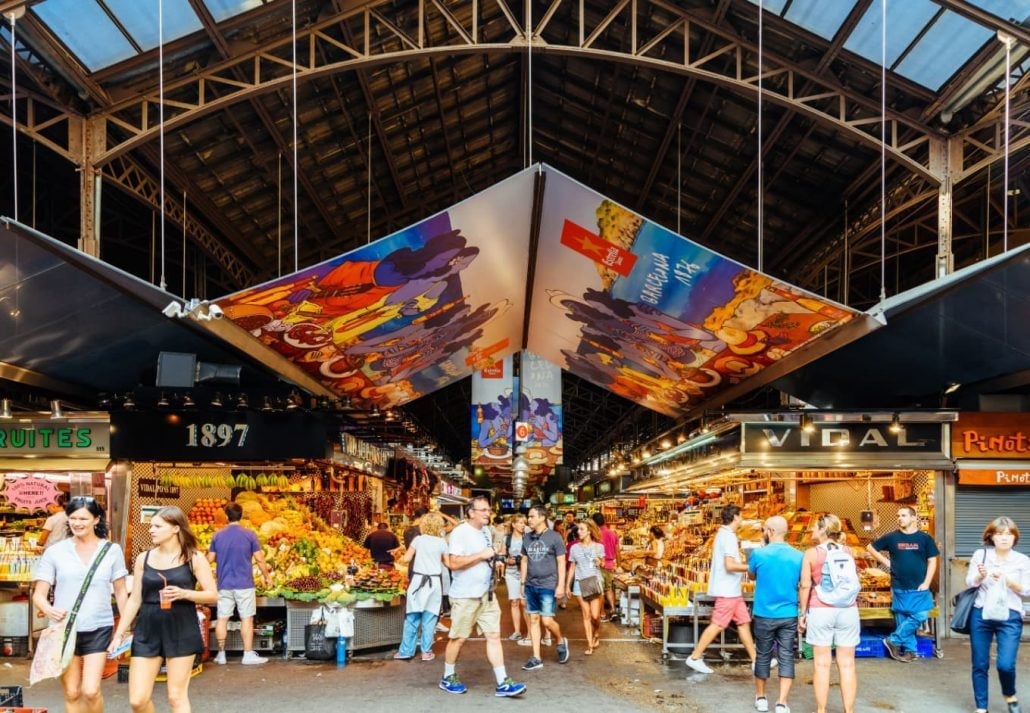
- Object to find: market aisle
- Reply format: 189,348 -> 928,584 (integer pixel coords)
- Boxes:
4,609 -> 1028,712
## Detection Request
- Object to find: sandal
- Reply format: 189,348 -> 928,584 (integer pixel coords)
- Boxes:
421,652 -> 436,662
393,652 -> 414,660
584,649 -> 593,656
592,636 -> 600,648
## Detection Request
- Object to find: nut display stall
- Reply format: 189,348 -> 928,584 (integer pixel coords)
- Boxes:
624,412 -> 954,658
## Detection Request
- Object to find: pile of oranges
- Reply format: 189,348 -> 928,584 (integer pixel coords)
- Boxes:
188,498 -> 229,526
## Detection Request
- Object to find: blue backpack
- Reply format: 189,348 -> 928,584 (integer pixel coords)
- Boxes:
815,542 -> 860,607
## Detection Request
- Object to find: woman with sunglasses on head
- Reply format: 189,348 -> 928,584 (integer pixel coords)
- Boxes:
32,496 -> 129,713
109,506 -> 217,713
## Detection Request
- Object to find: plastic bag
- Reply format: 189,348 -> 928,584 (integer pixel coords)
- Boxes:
982,576 -> 1010,621
30,621 -> 75,686
324,609 -> 341,638
337,608 -> 355,639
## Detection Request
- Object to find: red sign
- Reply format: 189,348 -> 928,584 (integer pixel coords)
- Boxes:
481,361 -> 505,379
637,495 -> 646,509
514,422 -> 531,441
2,476 -> 62,512
560,219 -> 637,277
953,413 -> 1030,459
959,469 -> 1030,486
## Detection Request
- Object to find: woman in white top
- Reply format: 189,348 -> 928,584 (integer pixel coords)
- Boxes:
502,514 -> 531,642
32,496 -> 129,713
965,516 -> 1030,713
566,519 -> 606,654
395,512 -> 451,661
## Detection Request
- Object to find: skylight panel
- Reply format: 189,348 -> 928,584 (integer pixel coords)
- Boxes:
106,0 -> 202,52
843,0 -> 939,67
204,0 -> 268,23
895,11 -> 993,90
746,0 -> 790,15
966,0 -> 1030,23
32,0 -> 135,71
784,0 -> 858,41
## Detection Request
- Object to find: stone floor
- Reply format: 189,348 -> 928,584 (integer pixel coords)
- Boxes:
3,602 -> 1027,712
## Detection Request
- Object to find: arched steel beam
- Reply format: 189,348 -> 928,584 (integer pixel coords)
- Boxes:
84,0 -> 942,183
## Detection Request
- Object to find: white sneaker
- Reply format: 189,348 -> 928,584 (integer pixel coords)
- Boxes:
541,636 -> 553,646
755,697 -> 769,712
435,623 -> 449,633
685,656 -> 714,674
771,657 -> 778,669
774,705 -> 791,713
213,651 -> 227,665
240,651 -> 268,665
517,638 -> 533,647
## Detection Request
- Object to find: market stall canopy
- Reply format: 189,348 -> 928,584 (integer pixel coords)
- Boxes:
212,164 -> 878,417
0,218 -> 322,397
773,243 -> 1030,410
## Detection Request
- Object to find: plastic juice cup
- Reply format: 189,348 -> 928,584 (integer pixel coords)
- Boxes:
159,573 -> 172,610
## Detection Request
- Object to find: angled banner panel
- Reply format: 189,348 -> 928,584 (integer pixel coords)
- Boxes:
471,355 -> 514,467
518,350 -> 563,473
214,170 -> 535,409
527,167 -> 863,417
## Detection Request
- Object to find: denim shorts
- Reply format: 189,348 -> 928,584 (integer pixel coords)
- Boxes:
524,584 -> 557,617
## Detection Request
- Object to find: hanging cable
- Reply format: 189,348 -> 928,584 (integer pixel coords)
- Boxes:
367,111 -> 372,244
158,0 -> 167,291
1000,31 -> 1014,253
291,0 -> 299,272
527,3 -> 533,167
8,10 -> 18,221
756,0 -> 764,273
182,190 -> 187,296
677,122 -> 682,235
277,151 -> 282,276
878,0 -> 887,304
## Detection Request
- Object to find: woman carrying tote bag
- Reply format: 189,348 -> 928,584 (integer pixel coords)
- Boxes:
965,516 -> 1030,713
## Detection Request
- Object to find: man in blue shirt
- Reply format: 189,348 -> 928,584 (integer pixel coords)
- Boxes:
749,515 -> 803,713
866,506 -> 939,662
207,502 -> 273,665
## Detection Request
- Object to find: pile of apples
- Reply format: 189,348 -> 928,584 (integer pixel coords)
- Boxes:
188,498 -> 228,526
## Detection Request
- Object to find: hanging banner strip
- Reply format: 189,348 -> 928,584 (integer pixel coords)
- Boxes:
519,351 -> 563,470
471,354 -> 514,467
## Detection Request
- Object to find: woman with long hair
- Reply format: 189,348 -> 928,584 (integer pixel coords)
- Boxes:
32,496 -> 129,713
647,525 -> 666,562
394,512 -> 450,661
503,514 -> 531,643
797,513 -> 858,713
966,517 -> 1030,713
566,519 -> 605,655
109,506 -> 217,713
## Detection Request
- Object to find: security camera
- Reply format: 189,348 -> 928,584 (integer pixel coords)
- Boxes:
207,304 -> 224,320
162,302 -> 184,318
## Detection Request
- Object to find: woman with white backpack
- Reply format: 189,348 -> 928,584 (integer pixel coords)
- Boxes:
797,513 -> 860,713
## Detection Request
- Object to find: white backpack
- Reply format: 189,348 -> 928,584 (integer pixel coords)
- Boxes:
815,542 -> 860,607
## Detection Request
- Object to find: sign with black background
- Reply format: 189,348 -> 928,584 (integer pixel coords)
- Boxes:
742,422 -> 944,454
111,410 -> 328,460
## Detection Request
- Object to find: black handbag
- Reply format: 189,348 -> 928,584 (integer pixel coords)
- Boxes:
304,623 -> 336,660
950,550 -> 986,635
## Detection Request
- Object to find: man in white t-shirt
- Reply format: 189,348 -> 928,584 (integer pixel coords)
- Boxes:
686,504 -> 758,674
438,496 -> 526,698
39,493 -> 70,549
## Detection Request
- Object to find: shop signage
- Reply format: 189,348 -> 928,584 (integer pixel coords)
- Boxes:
959,468 -> 1030,486
597,481 -> 612,494
743,422 -> 944,454
0,420 -> 110,456
136,477 -> 181,499
1,476 -> 62,511
110,411 -> 328,460
952,413 -> 1030,459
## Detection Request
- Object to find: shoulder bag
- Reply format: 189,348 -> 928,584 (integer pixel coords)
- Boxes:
31,541 -> 112,685
950,549 -> 986,635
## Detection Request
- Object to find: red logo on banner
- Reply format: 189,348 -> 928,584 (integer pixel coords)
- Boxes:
514,422 -> 531,441
465,338 -> 509,368
481,361 -> 504,379
560,219 -> 638,277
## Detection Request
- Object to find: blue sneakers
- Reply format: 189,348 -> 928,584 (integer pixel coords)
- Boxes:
439,674 -> 467,694
495,678 -> 527,697
556,637 -> 570,664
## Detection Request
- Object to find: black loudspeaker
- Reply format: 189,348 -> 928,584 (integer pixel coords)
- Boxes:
554,465 -> 571,488
195,362 -> 241,384
156,352 -> 196,388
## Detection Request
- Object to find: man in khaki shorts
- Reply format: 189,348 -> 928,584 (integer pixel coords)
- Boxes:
439,496 -> 526,698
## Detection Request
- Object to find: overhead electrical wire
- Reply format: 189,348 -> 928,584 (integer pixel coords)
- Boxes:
158,0 -> 167,291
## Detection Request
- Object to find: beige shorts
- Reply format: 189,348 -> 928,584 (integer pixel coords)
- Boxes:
805,606 -> 860,648
448,594 -> 502,639
217,588 -> 257,619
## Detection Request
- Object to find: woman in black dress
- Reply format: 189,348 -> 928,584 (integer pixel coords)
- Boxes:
109,506 -> 217,713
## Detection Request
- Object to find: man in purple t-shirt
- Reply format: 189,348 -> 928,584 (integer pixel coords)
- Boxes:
207,501 -> 273,665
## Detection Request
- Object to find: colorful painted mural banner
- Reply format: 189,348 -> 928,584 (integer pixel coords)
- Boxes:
471,355 -> 514,466
518,350 -> 563,473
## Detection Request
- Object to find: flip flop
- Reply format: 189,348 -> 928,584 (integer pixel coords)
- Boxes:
584,649 -> 593,656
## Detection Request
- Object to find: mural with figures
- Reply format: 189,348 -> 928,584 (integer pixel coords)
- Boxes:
526,169 -> 859,417
471,355 -> 514,467
211,164 -> 860,418
214,173 -> 533,409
